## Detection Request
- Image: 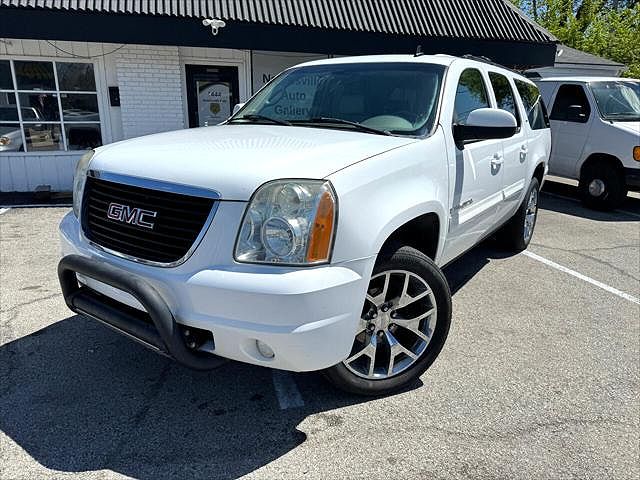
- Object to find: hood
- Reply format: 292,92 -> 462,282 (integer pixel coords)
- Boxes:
611,120 -> 640,136
91,125 -> 416,200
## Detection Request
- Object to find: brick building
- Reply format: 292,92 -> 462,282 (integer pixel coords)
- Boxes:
0,0 -> 556,192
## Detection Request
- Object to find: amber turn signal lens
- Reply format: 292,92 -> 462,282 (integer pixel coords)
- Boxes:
307,190 -> 336,263
634,146 -> 640,162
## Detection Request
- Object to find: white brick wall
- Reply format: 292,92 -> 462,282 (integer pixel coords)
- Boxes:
115,45 -> 186,139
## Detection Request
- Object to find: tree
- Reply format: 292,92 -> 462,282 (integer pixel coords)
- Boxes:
511,0 -> 640,77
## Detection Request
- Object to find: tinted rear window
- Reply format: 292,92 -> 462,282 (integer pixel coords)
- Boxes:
489,72 -> 521,126
515,80 -> 550,130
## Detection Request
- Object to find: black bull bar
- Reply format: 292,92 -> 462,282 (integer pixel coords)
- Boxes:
58,254 -> 226,370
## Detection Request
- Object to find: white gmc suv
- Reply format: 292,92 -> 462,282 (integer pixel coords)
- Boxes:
58,55 -> 551,395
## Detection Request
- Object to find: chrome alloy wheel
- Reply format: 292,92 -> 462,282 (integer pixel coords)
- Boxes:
343,270 -> 437,380
523,186 -> 539,244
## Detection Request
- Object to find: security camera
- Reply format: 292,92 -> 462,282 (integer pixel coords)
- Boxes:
202,18 -> 226,36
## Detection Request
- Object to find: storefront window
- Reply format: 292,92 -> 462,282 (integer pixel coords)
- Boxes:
0,92 -> 18,120
24,124 -> 63,152
56,62 -> 96,91
60,93 -> 100,121
0,60 -> 102,152
0,61 -> 12,90
14,61 -> 56,91
18,93 -> 60,121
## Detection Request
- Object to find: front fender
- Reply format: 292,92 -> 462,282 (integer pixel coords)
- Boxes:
370,199 -> 447,260
328,137 -> 449,265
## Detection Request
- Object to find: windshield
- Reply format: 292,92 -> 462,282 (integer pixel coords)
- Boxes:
590,80 -> 640,121
232,62 -> 446,137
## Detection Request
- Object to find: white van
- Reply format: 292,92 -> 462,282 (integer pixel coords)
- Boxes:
537,77 -> 640,209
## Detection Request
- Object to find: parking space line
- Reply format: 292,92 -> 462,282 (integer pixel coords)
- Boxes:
522,250 -> 640,305
542,192 -> 640,220
0,207 -> 10,215
272,370 -> 305,410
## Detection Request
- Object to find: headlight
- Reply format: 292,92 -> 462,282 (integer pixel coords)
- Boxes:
634,146 -> 640,162
72,150 -> 95,217
235,179 -> 337,265
0,136 -> 11,146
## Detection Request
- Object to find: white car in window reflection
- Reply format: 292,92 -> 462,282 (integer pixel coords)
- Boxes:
0,106 -> 44,152
0,124 -> 23,151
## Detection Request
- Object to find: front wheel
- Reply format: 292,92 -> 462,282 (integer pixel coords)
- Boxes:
579,162 -> 627,210
324,246 -> 451,396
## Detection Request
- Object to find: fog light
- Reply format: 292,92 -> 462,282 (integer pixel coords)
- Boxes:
256,340 -> 275,359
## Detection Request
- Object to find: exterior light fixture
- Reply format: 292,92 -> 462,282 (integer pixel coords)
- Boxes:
202,18 -> 226,36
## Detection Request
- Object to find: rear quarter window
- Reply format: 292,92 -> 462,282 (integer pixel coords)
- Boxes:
514,80 -> 550,130
489,72 -> 521,127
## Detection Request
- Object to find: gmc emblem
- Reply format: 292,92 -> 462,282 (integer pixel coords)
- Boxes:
107,203 -> 157,230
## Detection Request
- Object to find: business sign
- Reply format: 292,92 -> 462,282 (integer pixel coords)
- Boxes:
197,81 -> 231,126
251,51 -> 328,94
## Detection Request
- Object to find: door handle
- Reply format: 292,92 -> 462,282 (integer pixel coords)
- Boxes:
491,153 -> 504,167
520,145 -> 528,163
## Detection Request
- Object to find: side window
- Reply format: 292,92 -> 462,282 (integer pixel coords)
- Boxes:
489,72 -> 521,127
454,69 -> 489,125
514,80 -> 550,130
549,84 -> 591,123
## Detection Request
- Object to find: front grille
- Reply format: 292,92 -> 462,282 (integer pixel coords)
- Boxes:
81,176 -> 216,264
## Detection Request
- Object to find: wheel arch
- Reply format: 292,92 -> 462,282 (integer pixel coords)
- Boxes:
377,209 -> 444,263
533,161 -> 546,185
579,153 -> 624,179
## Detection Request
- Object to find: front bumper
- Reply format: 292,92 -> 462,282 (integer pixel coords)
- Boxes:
59,211 -> 374,372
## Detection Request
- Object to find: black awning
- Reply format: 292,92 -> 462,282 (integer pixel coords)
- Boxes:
0,0 -> 555,43
0,1 -> 557,67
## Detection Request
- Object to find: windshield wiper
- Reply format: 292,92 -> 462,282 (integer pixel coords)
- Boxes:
291,117 -> 393,136
228,114 -> 292,126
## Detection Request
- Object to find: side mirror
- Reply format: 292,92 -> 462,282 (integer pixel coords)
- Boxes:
232,103 -> 245,116
567,104 -> 586,122
454,108 -> 518,146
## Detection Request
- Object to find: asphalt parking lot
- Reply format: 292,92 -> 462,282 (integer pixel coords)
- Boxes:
1,181 -> 639,480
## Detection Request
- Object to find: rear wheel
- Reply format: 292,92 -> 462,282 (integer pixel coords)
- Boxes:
497,177 -> 540,252
324,246 -> 451,396
579,161 -> 627,210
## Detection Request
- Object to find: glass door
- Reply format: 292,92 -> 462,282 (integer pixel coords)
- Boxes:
185,64 -> 239,128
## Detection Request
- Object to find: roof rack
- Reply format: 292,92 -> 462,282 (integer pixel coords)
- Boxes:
462,54 -> 522,74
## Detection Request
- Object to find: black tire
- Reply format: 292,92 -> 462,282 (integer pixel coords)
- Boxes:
579,161 -> 627,211
324,246 -> 452,396
497,177 -> 540,252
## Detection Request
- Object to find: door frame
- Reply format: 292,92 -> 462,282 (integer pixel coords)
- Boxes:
439,63 -> 506,265
547,82 -> 594,177
184,64 -> 240,128
179,54 -> 251,128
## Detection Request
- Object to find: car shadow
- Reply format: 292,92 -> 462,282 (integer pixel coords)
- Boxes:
0,315 -> 421,479
541,180 -> 640,222
443,239 -> 514,295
